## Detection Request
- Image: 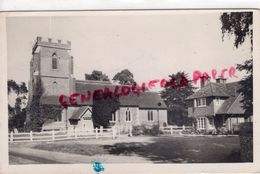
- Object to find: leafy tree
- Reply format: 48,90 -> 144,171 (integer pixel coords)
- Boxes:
220,12 -> 253,115
220,12 -> 252,49
8,80 -> 20,95
25,77 -> 44,131
85,70 -> 110,82
92,91 -> 120,128
112,69 -> 136,85
160,72 -> 195,126
7,79 -> 28,132
237,59 -> 253,115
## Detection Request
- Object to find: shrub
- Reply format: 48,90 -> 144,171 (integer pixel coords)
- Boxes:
132,124 -> 162,136
232,124 -> 240,134
182,127 -> 199,135
207,128 -> 217,135
217,127 -> 229,135
239,122 -> 253,162
149,125 -> 161,136
198,129 -> 207,135
132,125 -> 144,136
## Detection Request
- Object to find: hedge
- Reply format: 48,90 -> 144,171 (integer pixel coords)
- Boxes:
239,122 -> 253,162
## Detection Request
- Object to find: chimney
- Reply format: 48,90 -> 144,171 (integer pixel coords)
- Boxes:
216,76 -> 226,84
200,74 -> 210,88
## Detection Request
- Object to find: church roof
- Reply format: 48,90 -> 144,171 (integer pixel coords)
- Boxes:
69,106 -> 90,120
40,80 -> 167,109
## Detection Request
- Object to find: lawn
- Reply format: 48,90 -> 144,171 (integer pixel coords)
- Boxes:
29,136 -> 241,163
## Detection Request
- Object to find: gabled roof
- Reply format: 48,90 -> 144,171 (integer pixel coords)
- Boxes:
69,106 -> 91,120
40,80 -> 167,109
186,81 -> 241,99
216,93 -> 245,115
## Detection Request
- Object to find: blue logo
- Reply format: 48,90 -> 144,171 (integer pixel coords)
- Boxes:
91,161 -> 105,173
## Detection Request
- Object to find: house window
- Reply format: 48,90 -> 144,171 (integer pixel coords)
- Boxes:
197,117 -> 206,129
195,98 -> 207,107
52,53 -> 58,69
126,109 -> 131,122
148,110 -> 153,121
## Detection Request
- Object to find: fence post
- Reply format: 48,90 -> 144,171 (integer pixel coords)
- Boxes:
118,125 -> 121,137
30,131 -> 33,141
75,129 -> 78,139
182,125 -> 185,130
100,126 -> 103,135
129,125 -> 133,137
67,129 -> 69,139
112,126 -> 116,139
170,126 -> 173,135
95,127 -> 98,139
10,131 -> 14,142
52,130 -> 55,141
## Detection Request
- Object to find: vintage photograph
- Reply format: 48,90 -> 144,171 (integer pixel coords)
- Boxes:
6,10 -> 253,165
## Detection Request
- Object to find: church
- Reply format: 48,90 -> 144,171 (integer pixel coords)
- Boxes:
27,37 -> 168,132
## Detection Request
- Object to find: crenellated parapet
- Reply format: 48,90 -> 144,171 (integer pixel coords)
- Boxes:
32,36 -> 71,54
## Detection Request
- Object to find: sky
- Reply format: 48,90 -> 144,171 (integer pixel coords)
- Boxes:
6,11 -> 252,92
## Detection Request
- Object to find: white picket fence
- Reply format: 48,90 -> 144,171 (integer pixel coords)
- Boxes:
8,126 -> 127,143
160,125 -> 193,135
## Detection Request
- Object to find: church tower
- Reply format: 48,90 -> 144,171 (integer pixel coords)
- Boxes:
29,36 -> 74,98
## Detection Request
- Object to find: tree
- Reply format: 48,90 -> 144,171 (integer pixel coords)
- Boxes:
8,80 -> 20,95
7,79 -> 28,132
160,72 -> 195,126
112,69 -> 136,85
85,70 -> 110,82
220,12 -> 253,49
220,12 -> 253,115
92,91 -> 120,128
25,77 -> 44,131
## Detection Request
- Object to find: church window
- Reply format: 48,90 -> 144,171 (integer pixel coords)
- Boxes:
126,108 -> 131,122
148,110 -> 153,121
52,53 -> 58,69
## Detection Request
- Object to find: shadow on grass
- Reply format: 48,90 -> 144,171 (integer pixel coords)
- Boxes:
103,136 -> 242,163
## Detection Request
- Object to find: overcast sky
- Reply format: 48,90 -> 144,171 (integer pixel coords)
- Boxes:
7,11 -> 252,91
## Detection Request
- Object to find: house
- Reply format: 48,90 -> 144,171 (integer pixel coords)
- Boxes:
27,37 -> 167,132
186,76 -> 252,132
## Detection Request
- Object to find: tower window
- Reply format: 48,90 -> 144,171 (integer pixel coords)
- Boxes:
52,53 -> 58,69
53,81 -> 57,94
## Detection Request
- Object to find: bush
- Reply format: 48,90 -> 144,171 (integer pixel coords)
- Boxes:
239,122 -> 253,162
149,125 -> 161,136
217,127 -> 229,135
132,125 -> 144,136
132,124 -> 162,136
232,124 -> 240,134
182,128 -> 200,135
